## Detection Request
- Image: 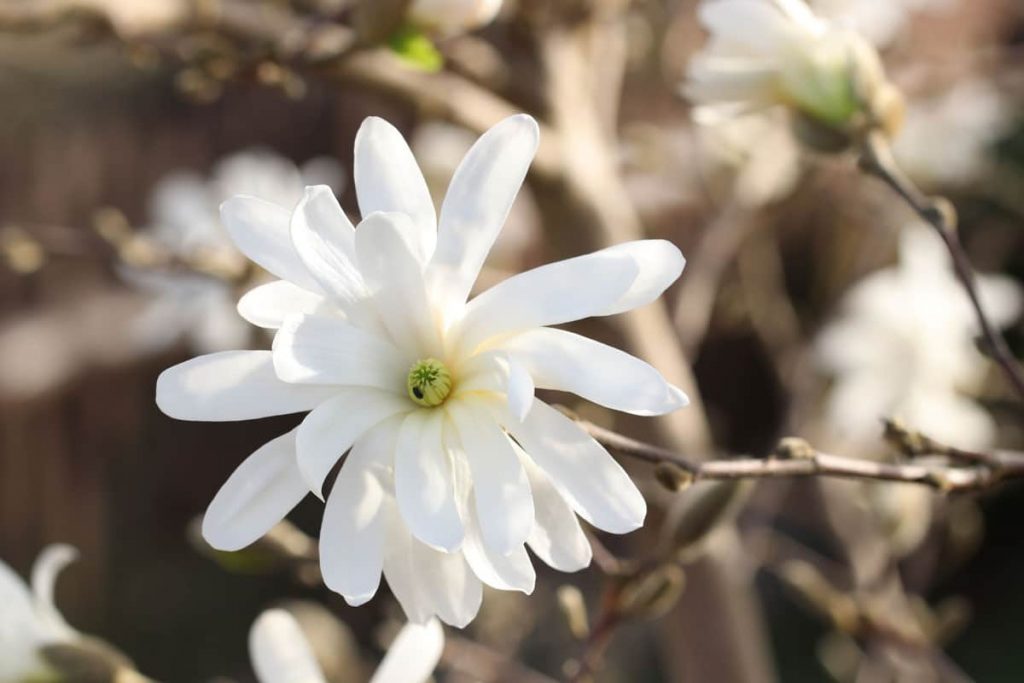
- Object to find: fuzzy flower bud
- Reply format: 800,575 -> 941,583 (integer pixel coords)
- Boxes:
685,0 -> 903,148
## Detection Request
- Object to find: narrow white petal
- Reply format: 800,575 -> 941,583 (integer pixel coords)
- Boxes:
506,400 -> 646,534
521,455 -> 592,572
238,280 -> 329,329
599,240 -> 686,316
460,506 -> 536,593
453,245 -> 640,355
453,351 -> 534,420
321,420 -> 395,605
410,541 -> 482,628
156,351 -> 337,422
272,313 -> 408,391
448,401 -> 534,555
381,498 -> 435,625
355,212 -> 443,357
30,545 -> 78,638
430,114 -> 539,313
249,609 -> 327,683
369,618 -> 444,683
354,117 -> 437,259
507,358 -> 536,422
220,196 -> 321,293
202,430 -> 307,552
501,328 -> 688,416
296,388 -> 411,498
394,411 -> 464,552
290,186 -> 366,308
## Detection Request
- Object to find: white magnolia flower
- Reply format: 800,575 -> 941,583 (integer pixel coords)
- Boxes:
0,545 -> 81,681
816,223 -> 1021,449
408,0 -> 503,33
686,0 -> 897,139
251,609 -> 443,683
893,78 -> 1009,189
125,149 -> 342,354
156,114 -> 688,626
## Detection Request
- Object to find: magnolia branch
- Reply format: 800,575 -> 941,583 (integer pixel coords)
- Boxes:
858,130 -> 1024,402
574,415 -> 1024,493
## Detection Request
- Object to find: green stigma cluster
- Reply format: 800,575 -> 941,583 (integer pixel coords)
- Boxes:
407,358 -> 453,407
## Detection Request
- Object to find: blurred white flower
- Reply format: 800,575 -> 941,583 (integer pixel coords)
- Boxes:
686,0 -> 899,140
0,545 -> 80,682
408,0 -> 503,33
157,114 -> 687,626
893,79 -> 1010,188
125,150 -> 343,354
816,223 -> 1022,449
250,609 -> 443,683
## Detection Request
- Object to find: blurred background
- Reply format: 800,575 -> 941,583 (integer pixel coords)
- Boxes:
1,0 -> 1023,680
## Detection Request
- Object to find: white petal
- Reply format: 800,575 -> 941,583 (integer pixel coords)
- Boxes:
272,313 -> 408,391
296,388 -> 411,498
598,240 -> 686,316
249,609 -> 327,683
30,545 -> 78,638
355,212 -> 443,357
354,117 -> 437,259
220,196 -> 321,293
521,455 -> 592,572
505,400 -> 646,534
156,351 -> 337,422
289,186 -> 366,309
321,420 -> 396,605
381,498 -> 434,625
500,328 -> 688,416
460,505 -> 535,593
448,401 -> 533,555
453,351 -> 534,420
369,618 -> 444,683
238,280 -> 329,329
412,540 -> 482,628
453,243 -> 645,355
429,114 -> 539,314
394,411 -> 463,552
202,429 -> 307,552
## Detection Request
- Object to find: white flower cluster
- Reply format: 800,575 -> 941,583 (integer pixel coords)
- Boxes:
124,150 -> 342,354
0,546 -> 82,682
156,114 -> 688,627
816,224 -> 1021,450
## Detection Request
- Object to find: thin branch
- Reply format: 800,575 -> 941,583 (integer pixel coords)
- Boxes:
574,416 -> 1024,493
858,130 -> 1024,402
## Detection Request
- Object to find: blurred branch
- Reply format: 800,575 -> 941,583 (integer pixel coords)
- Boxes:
858,130 -> 1024,402
574,413 -> 1024,492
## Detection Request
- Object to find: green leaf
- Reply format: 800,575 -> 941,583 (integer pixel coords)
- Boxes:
388,25 -> 443,73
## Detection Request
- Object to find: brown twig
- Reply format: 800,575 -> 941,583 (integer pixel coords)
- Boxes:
575,416 -> 1024,493
858,129 -> 1024,402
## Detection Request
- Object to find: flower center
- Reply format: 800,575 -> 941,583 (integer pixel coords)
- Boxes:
407,358 -> 453,407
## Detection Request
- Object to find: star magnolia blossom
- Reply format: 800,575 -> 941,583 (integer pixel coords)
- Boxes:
0,545 -> 81,681
156,114 -> 688,626
816,223 -> 1021,450
250,610 -> 443,683
685,0 -> 897,138
408,0 -> 503,33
